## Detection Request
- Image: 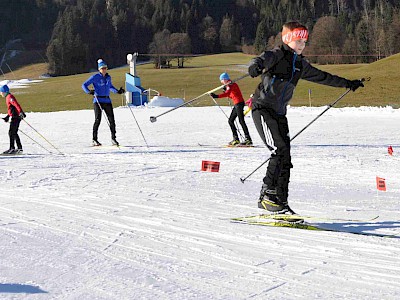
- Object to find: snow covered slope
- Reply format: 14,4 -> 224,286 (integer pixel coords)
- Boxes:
0,105 -> 399,299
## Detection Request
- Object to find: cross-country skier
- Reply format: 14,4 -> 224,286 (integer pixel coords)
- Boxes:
248,21 -> 364,213
210,72 -> 252,146
82,59 -> 125,146
1,84 -> 26,154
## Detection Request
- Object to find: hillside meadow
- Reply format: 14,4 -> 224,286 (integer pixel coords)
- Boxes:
1,52 -> 399,113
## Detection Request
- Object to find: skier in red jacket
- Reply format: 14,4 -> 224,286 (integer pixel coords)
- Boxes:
210,73 -> 252,146
1,84 -> 26,154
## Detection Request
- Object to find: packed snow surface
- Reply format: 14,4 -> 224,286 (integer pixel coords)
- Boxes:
0,103 -> 399,299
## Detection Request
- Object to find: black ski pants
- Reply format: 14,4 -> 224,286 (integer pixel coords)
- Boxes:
93,102 -> 116,140
252,107 -> 293,201
9,117 -> 22,150
228,102 -> 251,140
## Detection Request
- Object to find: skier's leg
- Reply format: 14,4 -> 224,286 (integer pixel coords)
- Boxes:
14,119 -> 22,149
228,107 -> 239,141
257,109 -> 292,211
235,102 -> 251,140
8,119 -> 19,149
103,103 -> 116,139
275,116 -> 292,203
93,103 -> 102,141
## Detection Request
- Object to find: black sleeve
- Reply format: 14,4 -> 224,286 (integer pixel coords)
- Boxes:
250,48 -> 284,72
301,60 -> 350,88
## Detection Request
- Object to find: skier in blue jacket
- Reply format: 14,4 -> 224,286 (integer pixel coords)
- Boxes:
82,59 -> 125,146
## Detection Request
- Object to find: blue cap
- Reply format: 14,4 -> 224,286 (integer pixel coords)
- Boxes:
0,85 -> 9,93
219,72 -> 230,81
97,59 -> 107,70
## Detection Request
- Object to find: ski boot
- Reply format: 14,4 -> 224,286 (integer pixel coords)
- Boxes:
15,149 -> 23,154
228,139 -> 240,146
92,140 -> 102,146
240,138 -> 253,146
111,138 -> 119,146
3,148 -> 16,154
258,185 -> 289,213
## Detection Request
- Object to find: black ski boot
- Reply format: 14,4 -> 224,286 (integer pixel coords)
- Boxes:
240,138 -> 253,146
3,148 -> 16,154
228,139 -> 240,146
111,138 -> 119,146
92,140 -> 102,146
258,184 -> 289,213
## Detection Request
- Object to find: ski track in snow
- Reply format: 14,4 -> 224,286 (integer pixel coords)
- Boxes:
0,106 -> 399,299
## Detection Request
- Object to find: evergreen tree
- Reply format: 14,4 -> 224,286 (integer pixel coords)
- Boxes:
47,6 -> 87,75
254,17 -> 267,53
356,18 -> 371,63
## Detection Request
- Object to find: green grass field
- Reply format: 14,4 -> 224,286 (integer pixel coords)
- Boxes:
1,52 -> 399,113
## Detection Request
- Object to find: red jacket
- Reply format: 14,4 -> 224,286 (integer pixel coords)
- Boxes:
217,81 -> 244,105
6,93 -> 23,117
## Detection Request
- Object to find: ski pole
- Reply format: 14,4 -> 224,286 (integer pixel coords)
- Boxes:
22,119 -> 63,155
240,78 -> 369,183
124,94 -> 149,148
19,129 -> 53,153
149,73 -> 250,122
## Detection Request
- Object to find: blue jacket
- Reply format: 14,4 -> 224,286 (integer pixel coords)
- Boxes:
82,72 -> 118,104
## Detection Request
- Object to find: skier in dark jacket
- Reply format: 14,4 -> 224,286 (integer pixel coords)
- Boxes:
82,59 -> 125,146
1,84 -> 26,154
248,21 -> 364,213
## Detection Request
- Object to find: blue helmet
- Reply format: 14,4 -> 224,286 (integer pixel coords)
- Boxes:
0,85 -> 9,93
219,72 -> 230,81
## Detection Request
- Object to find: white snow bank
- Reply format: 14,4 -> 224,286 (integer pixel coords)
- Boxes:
0,79 -> 43,89
148,95 -> 184,107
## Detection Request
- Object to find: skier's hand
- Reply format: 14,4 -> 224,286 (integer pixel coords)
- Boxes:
248,64 -> 262,78
245,97 -> 253,107
347,80 -> 364,92
89,90 -> 95,95
117,87 -> 125,94
2,115 -> 9,123
210,93 -> 218,99
19,112 -> 26,119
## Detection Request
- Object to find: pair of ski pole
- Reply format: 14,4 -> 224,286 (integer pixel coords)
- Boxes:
93,95 -> 150,148
21,119 -> 63,155
240,77 -> 370,183
147,71 -> 367,183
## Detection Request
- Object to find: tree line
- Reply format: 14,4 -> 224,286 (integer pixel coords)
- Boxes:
1,0 -> 399,75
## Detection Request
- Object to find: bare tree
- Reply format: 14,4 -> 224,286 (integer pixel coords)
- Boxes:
308,16 -> 345,64
149,29 -> 172,68
169,33 -> 192,68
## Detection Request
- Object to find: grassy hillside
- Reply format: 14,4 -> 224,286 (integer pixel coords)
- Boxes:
1,52 -> 399,113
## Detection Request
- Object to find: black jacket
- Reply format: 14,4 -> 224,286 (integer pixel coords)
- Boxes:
250,44 -> 350,115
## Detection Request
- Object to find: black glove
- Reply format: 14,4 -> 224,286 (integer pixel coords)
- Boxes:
2,115 -> 9,123
19,112 -> 26,119
347,80 -> 364,92
248,64 -> 262,78
89,90 -> 95,95
210,93 -> 219,99
118,87 -> 125,94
